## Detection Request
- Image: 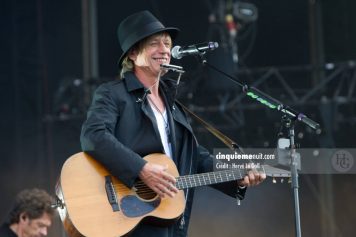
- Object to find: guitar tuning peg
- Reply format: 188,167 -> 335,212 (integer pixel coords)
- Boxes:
272,177 -> 277,184
280,178 -> 284,183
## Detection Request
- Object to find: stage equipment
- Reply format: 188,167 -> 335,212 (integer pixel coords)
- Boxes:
190,50 -> 320,237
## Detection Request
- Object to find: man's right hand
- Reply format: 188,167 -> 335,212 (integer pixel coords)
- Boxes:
139,163 -> 178,198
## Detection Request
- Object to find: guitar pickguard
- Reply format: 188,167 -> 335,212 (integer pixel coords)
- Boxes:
120,195 -> 161,217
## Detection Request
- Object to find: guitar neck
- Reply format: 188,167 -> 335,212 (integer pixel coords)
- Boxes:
176,169 -> 245,190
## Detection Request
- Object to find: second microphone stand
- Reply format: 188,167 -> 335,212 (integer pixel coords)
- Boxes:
195,54 -> 320,237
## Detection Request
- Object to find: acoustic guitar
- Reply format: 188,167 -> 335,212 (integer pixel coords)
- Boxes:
55,152 -> 290,237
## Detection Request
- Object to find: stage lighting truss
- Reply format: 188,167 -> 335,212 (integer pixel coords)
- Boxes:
180,60 -> 356,147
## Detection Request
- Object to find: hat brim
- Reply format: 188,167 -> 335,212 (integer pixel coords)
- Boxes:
118,27 -> 179,66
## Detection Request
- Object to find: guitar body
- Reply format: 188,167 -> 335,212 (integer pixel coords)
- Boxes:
56,152 -> 185,237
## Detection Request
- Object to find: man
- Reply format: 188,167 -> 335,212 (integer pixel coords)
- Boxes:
80,10 -> 265,237
0,188 -> 54,237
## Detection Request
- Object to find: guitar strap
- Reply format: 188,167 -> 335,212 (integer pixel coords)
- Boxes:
176,100 -> 244,154
176,100 -> 249,204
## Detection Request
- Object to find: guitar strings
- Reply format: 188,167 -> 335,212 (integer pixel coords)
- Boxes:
110,166 -> 284,196
111,168 -> 264,193
113,169 -> 246,190
107,167 -> 270,199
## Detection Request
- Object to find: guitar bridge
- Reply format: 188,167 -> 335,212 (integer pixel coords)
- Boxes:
105,176 -> 120,212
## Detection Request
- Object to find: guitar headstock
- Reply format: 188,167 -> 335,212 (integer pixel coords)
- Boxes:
262,164 -> 291,184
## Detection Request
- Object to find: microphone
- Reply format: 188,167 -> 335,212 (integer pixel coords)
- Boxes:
171,42 -> 219,59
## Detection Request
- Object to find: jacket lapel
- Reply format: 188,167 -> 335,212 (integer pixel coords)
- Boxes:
160,88 -> 178,162
123,72 -> 194,161
124,72 -> 164,152
160,79 -> 194,134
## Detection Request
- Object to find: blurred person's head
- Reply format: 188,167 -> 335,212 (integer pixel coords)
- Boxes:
8,188 -> 54,237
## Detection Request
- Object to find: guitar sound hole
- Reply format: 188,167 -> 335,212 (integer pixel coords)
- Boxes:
134,182 -> 158,201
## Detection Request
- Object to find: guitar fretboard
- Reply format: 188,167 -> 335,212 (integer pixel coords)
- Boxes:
176,169 -> 245,190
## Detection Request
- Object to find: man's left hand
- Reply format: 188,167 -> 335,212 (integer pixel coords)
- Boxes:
237,170 -> 266,187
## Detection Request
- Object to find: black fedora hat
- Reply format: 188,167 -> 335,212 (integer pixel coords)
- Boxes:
117,10 -> 180,65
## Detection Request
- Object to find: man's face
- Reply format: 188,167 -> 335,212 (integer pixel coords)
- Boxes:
19,213 -> 52,237
129,33 -> 172,77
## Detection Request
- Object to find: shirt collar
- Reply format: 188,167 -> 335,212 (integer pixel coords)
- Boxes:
123,71 -> 145,92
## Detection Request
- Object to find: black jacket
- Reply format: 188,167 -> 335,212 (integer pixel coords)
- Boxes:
80,72 -> 245,237
0,224 -> 17,237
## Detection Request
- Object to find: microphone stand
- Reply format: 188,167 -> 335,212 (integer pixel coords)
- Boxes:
286,117 -> 302,237
196,54 -> 320,237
